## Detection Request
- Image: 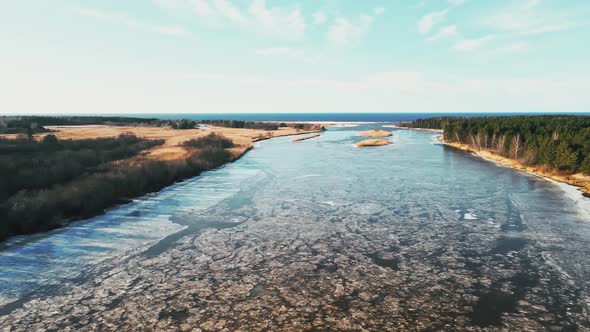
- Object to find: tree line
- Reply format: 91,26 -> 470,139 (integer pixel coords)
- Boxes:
406,115 -> 590,174
0,116 -> 198,134
199,119 -> 323,131
0,116 -> 324,135
0,133 -> 236,241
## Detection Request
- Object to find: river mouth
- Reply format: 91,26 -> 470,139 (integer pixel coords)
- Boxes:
1,125 -> 590,330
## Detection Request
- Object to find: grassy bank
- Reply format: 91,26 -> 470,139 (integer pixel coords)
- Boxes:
0,133 -> 238,241
0,114 -> 324,241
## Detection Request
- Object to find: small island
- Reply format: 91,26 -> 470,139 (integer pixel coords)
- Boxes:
358,129 -> 393,137
355,139 -> 392,147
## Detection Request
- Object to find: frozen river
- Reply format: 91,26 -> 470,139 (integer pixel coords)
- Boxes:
1,124 -> 589,330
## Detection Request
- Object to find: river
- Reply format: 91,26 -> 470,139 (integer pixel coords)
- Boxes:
1,124 -> 589,330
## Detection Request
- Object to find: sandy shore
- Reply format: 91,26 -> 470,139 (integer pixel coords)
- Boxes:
384,125 -> 443,133
438,136 -> 590,199
292,134 -> 321,142
355,139 -> 392,147
327,124 -> 359,128
358,129 -> 393,137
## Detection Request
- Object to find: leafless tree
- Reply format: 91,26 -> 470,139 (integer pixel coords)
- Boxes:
491,133 -> 497,151
496,134 -> 507,154
511,134 -> 522,159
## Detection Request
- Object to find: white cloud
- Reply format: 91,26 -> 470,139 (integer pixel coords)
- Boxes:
73,7 -> 189,37
161,0 -> 305,41
327,14 -> 375,47
213,0 -> 247,24
152,1 -> 388,43
190,0 -> 214,16
255,47 -> 320,63
427,25 -> 457,41
323,7 -> 384,48
418,0 -> 466,35
248,0 -> 305,41
152,0 -> 184,10
418,9 -> 448,34
488,14 -> 571,36
453,35 -> 495,51
312,11 -> 327,25
487,0 -> 577,36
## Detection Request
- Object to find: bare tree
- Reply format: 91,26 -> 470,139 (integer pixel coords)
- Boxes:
511,134 -> 522,159
491,133 -> 497,151
469,134 -> 481,150
497,134 -> 507,154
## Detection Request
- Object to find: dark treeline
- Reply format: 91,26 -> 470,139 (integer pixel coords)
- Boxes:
199,119 -> 322,131
0,133 -> 235,241
0,133 -> 163,202
0,116 -> 325,135
408,116 -> 590,174
200,119 -> 279,130
0,116 -> 198,134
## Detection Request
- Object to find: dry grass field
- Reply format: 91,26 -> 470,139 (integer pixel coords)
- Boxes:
2,125 -> 320,161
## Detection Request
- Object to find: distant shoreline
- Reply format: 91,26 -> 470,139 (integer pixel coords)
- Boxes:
384,125 -> 443,133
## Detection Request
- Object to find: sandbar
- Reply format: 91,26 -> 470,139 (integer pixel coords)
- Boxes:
355,139 -> 392,147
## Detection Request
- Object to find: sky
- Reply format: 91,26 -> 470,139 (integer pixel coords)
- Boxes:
1,0 -> 589,114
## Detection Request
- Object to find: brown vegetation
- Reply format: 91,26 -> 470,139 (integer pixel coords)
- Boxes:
0,124 -> 322,240
1,124 -> 320,162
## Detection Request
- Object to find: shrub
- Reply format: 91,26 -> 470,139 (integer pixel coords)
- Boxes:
0,133 -> 236,241
184,133 -> 234,149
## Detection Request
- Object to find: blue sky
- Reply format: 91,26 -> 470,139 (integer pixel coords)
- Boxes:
1,0 -> 589,114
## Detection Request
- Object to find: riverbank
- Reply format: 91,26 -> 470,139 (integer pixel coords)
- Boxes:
0,124 -> 321,240
438,136 -> 590,198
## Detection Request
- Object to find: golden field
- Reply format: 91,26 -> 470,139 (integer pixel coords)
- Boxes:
2,125 -> 321,161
